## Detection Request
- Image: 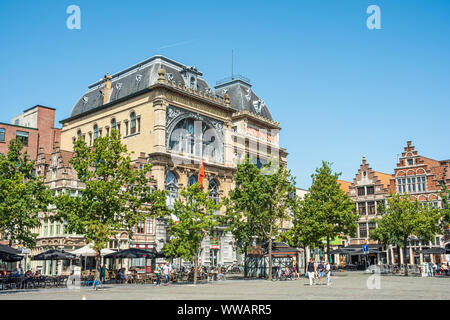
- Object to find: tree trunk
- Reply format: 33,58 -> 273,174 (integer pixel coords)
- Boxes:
244,251 -> 248,278
93,250 -> 100,290
193,252 -> 198,286
403,239 -> 409,277
326,236 -> 330,263
396,246 -> 401,270
8,239 -> 12,247
268,224 -> 273,281
303,247 -> 308,274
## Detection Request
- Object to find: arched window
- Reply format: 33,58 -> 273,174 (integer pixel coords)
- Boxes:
111,118 -> 117,131
165,171 -> 178,209
130,112 -> 136,134
188,175 -> 198,186
93,125 -> 99,141
209,179 -> 219,204
168,118 -> 221,161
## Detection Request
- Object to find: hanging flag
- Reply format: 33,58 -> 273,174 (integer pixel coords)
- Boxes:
199,159 -> 205,185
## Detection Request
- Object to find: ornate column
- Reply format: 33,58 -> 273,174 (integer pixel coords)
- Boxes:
153,68 -> 168,154
223,121 -> 234,167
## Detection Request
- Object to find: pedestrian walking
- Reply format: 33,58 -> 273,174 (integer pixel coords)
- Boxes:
307,258 -> 316,286
163,262 -> 170,285
325,260 -> 332,286
155,264 -> 162,286
292,263 -> 300,280
93,268 -> 101,290
317,261 -> 325,284
100,265 -> 106,284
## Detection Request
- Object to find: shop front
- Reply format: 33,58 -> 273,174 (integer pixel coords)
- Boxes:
245,242 -> 300,279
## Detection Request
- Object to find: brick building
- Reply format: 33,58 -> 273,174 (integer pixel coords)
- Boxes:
389,141 -> 450,264
0,105 -> 61,160
346,156 -> 392,265
29,145 -> 159,275
0,105 -> 61,247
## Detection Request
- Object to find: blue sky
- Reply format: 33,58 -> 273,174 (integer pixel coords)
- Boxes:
1,0 -> 449,188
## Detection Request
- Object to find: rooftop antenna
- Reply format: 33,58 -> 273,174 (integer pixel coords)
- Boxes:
231,49 -> 234,80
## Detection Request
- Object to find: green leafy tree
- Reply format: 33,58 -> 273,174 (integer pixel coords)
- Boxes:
370,193 -> 442,276
0,139 -> 52,248
307,161 -> 358,260
223,159 -> 296,280
221,159 -> 264,277
284,194 -> 326,272
54,130 -> 168,270
258,164 -> 297,280
164,183 -> 219,285
439,183 -> 450,228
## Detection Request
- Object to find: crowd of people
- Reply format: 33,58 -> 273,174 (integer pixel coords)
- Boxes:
0,264 -> 42,279
306,259 -> 332,286
432,262 -> 449,276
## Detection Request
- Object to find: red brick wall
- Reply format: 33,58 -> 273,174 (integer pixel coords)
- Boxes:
36,106 -> 60,155
0,124 -> 39,159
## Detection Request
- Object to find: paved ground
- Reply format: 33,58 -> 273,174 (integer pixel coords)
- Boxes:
1,272 -> 449,300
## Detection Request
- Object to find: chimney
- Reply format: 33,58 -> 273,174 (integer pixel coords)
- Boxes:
103,73 -> 112,104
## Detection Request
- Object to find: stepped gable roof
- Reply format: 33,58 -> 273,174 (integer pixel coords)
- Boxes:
373,171 -> 392,189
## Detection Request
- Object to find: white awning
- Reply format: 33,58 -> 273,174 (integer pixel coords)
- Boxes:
70,243 -> 114,256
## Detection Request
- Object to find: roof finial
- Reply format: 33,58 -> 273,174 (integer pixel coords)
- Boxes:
158,66 -> 166,82
224,93 -> 230,106
362,155 -> 366,162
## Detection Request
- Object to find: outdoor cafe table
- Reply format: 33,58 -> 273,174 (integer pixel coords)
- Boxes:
0,275 -> 68,290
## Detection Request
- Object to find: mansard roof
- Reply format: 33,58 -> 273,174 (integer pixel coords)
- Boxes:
65,56 -> 274,123
68,56 -> 211,120
214,76 -> 273,121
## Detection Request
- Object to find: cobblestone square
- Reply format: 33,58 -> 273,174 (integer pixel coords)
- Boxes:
1,272 -> 449,300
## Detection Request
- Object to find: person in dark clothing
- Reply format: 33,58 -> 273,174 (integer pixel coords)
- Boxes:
317,261 -> 325,284
307,258 -> 316,286
100,265 -> 106,283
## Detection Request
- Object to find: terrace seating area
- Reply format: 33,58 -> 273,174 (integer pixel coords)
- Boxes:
0,275 -> 68,290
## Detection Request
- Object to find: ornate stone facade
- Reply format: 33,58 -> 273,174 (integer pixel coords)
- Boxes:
59,55 -> 288,267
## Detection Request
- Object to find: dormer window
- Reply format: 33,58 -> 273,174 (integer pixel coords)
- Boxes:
408,159 -> 413,166
181,66 -> 199,90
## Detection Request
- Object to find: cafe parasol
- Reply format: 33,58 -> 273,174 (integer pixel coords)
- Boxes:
0,244 -> 24,262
